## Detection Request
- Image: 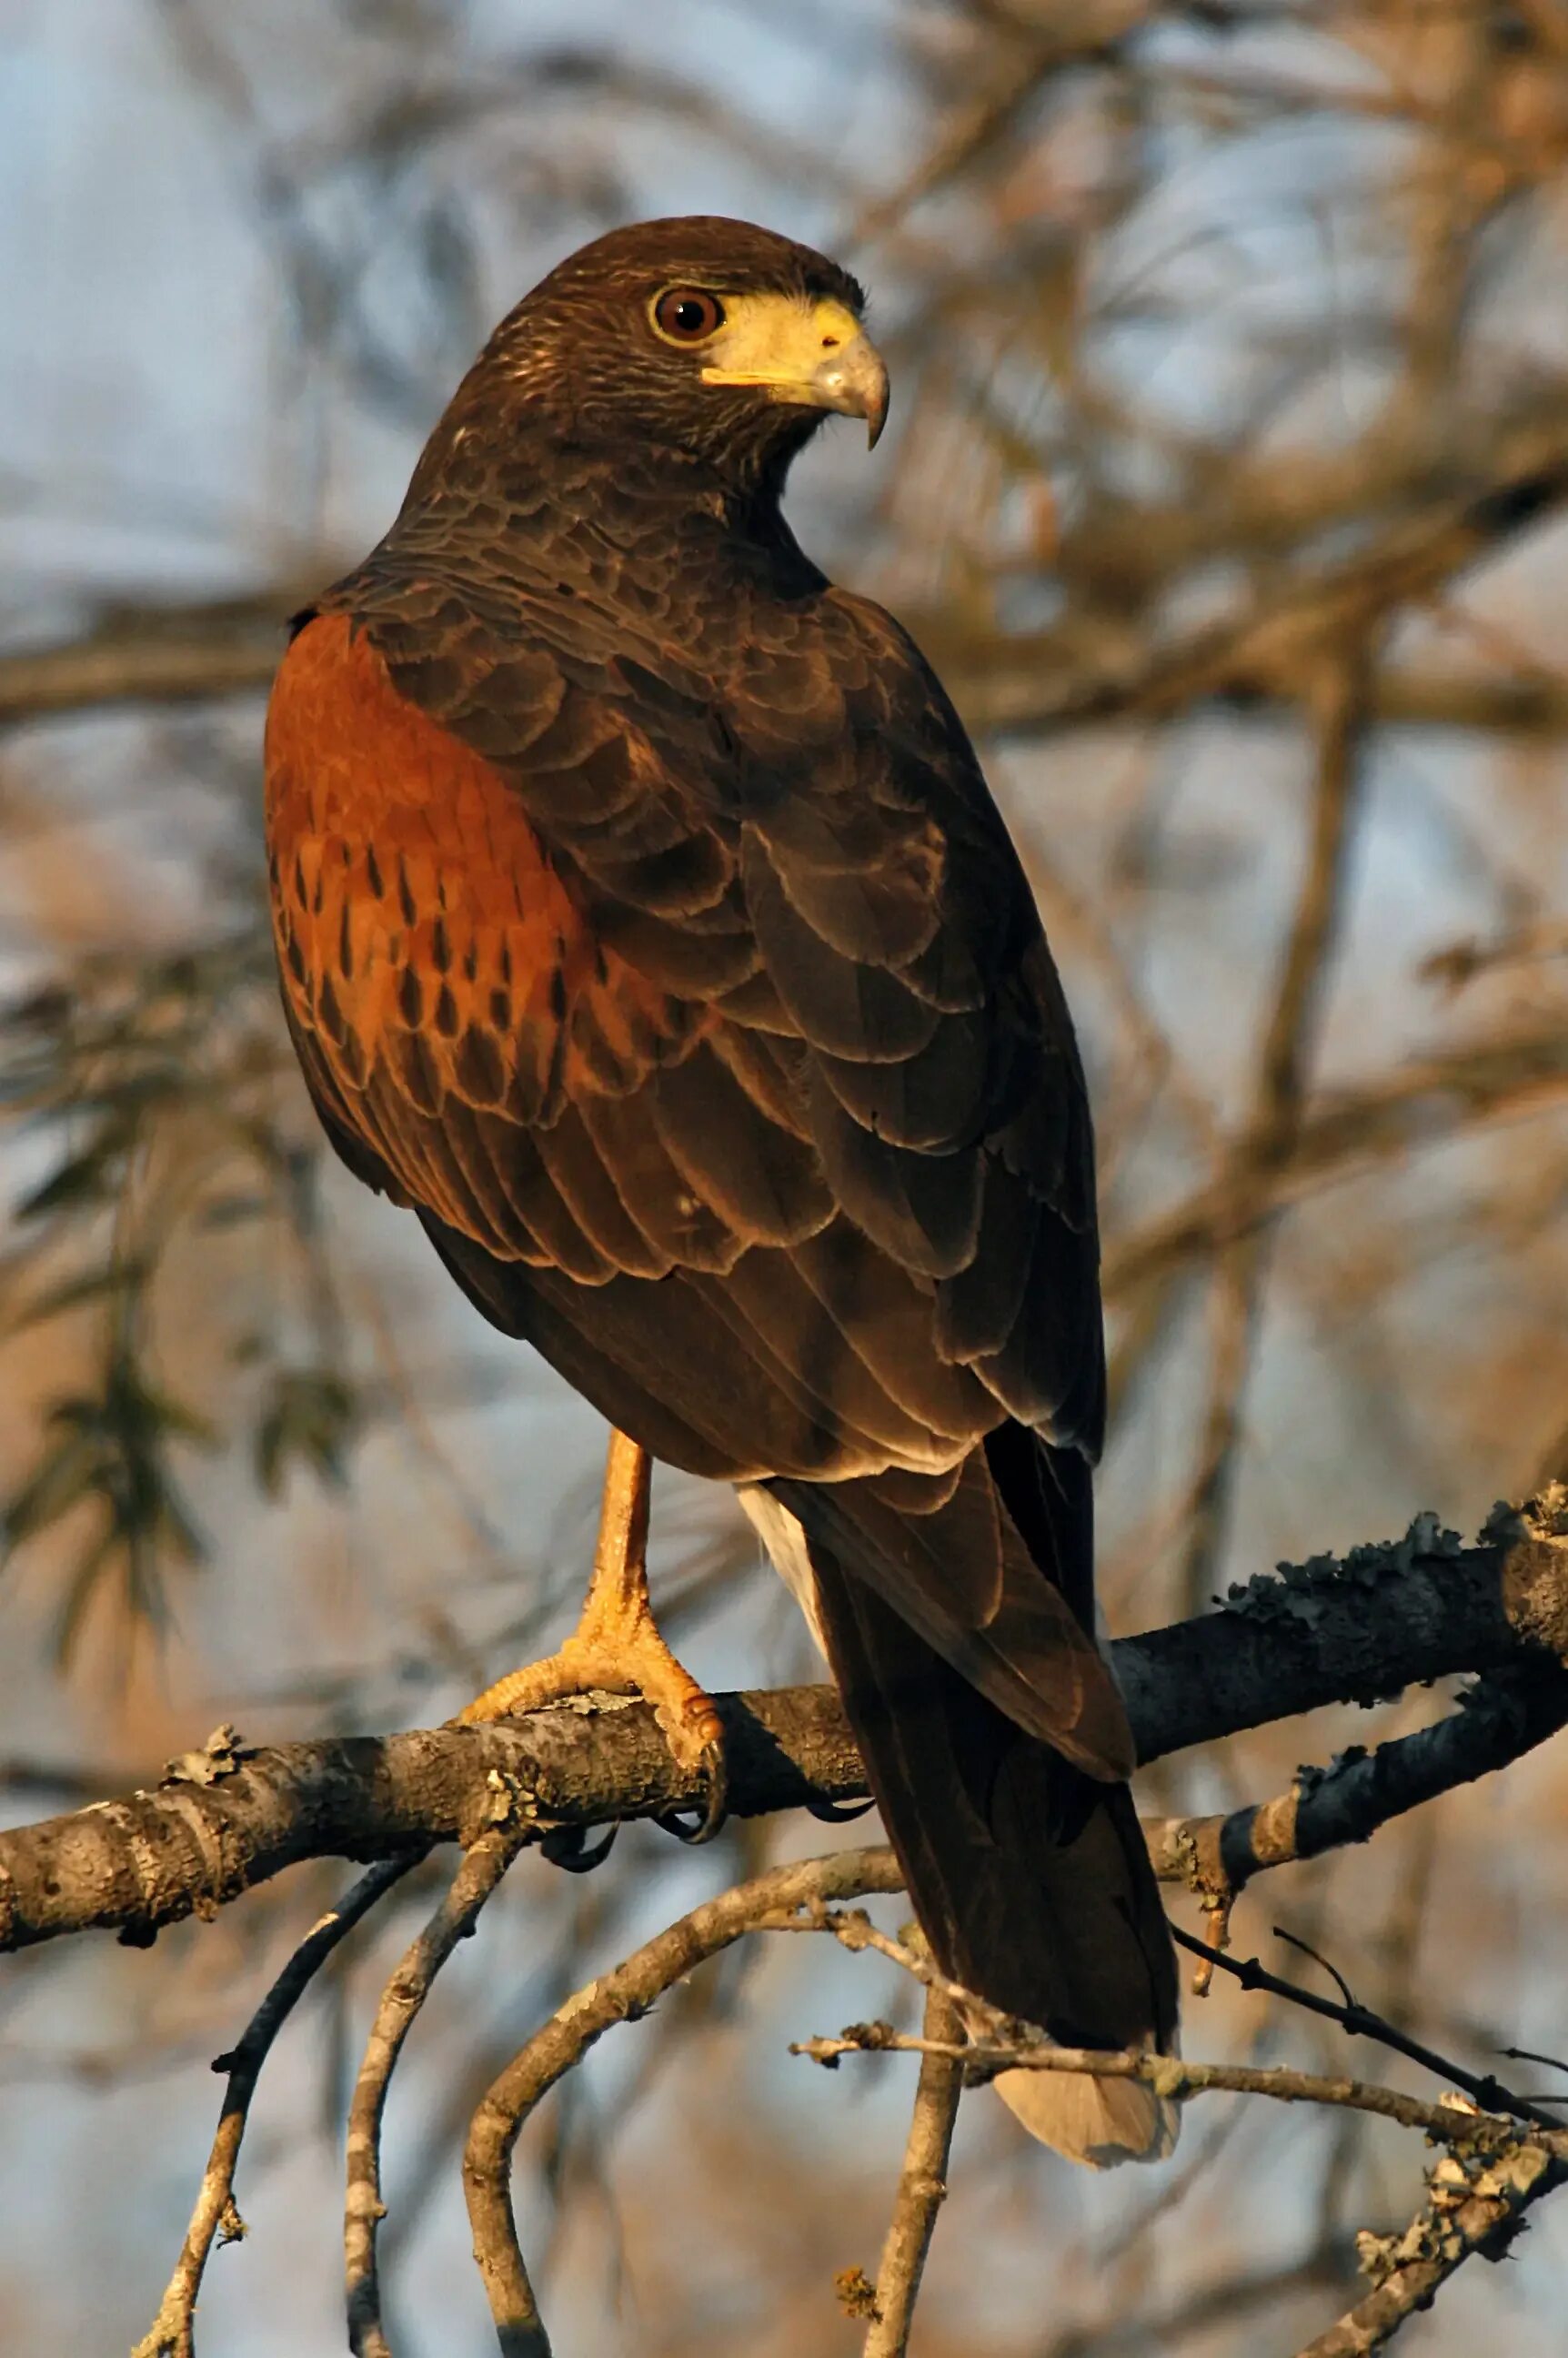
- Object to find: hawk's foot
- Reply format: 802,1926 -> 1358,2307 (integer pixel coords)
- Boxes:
455,1429 -> 727,1839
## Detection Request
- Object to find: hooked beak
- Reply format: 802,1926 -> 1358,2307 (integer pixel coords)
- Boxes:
698,295 -> 890,448
806,333 -> 889,448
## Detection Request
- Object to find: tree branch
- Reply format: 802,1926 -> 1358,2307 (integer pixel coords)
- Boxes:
461,1848 -> 905,2357
1291,2143 -> 1566,2358
0,594 -> 300,729
1102,1022 -> 1568,1306
131,1853 -> 424,2358
792,2026 -> 1567,2154
10,600 -> 1568,741
863,1984 -> 965,2358
1147,1658 -> 1568,1918
9,398 -> 1568,740
1115,1496 -> 1568,1762
347,1822 -> 528,2358
928,403 -> 1568,735
0,1499 -> 1563,1957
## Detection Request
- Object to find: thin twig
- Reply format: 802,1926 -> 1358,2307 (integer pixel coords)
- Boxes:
1167,1927 -> 1564,2134
863,1984 -> 966,2358
843,3 -> 1141,250
778,1889 -> 1561,2134
461,1849 -> 904,2358
768,1900 -> 1005,2030
131,1853 -> 422,2358
346,1819 -> 528,2358
792,2026 -> 1567,2155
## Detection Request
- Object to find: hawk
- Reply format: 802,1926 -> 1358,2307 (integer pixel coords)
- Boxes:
265,217 -> 1179,2164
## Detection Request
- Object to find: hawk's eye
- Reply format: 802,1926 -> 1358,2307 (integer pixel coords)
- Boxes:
652,288 -> 726,345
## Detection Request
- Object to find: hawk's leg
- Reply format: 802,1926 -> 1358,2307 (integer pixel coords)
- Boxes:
457,1428 -> 728,1838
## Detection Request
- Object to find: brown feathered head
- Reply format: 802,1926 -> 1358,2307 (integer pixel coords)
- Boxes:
420,217 -> 887,497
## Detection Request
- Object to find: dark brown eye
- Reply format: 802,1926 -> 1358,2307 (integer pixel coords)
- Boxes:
652,287 -> 725,344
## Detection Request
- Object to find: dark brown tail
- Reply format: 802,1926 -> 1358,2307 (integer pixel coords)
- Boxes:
771,1433 -> 1180,2163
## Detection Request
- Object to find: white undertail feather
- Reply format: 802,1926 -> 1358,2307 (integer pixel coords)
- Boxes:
989,2046 -> 1179,2168
736,1482 -> 829,1655
734,1482 -> 1180,2170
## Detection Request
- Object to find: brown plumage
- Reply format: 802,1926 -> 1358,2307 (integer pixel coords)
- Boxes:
265,216 -> 1179,2162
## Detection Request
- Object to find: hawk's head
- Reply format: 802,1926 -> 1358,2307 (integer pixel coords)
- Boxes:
439,217 -> 887,494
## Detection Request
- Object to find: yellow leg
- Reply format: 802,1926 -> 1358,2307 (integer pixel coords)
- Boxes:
458,1431 -> 725,1820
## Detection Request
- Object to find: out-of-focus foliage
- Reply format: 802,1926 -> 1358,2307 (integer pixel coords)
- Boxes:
2,2 -> 1567,2353
0,931 -> 337,1650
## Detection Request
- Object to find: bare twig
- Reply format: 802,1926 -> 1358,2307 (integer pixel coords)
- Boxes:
346,1815 -> 528,2358
131,1853 -> 422,2358
782,1885 -> 1563,2138
1165,1926 -> 1565,2135
461,1849 -> 904,2357
863,1983 -> 966,2358
792,2026 -> 1566,2153
844,0 -> 1148,250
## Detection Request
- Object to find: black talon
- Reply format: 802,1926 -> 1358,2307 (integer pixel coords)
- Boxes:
654,1736 -> 729,1846
540,1821 -> 619,1873
802,1794 -> 875,1825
